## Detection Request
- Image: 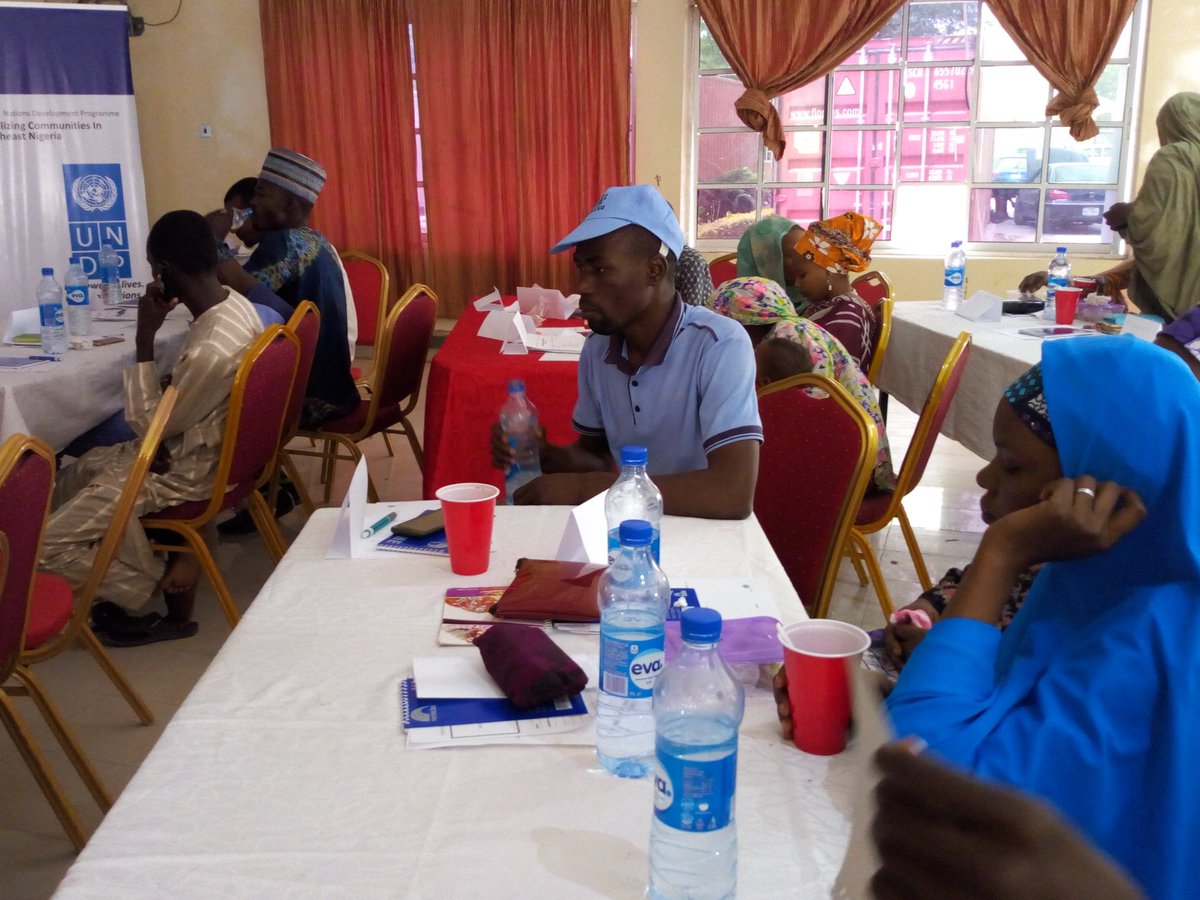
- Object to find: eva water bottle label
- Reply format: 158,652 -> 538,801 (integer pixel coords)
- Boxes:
600,633 -> 664,698
39,303 -> 63,327
66,287 -> 87,307
654,748 -> 737,831
943,267 -> 964,288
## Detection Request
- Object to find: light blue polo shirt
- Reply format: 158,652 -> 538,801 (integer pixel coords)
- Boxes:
571,295 -> 763,476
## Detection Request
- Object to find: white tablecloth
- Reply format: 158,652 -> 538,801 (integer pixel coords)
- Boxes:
55,506 -> 857,899
876,301 -> 1045,459
0,309 -> 188,451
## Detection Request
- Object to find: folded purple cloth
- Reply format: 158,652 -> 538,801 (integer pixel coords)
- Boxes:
474,624 -> 588,708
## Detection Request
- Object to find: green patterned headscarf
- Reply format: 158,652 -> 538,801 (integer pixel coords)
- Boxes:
736,215 -> 808,312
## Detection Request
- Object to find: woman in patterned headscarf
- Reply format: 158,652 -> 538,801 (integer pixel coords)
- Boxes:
735,215 -> 808,312
708,276 -> 894,491
789,211 -> 882,369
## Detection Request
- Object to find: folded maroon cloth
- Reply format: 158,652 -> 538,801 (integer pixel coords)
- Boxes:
474,624 -> 588,708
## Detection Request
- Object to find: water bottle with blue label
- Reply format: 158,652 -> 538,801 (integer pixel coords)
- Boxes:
649,607 -> 744,899
36,268 -> 67,359
499,379 -> 542,504
605,445 -> 663,564
596,519 -> 670,778
99,243 -> 122,307
941,240 -> 966,311
1046,246 -> 1071,320
64,256 -> 91,336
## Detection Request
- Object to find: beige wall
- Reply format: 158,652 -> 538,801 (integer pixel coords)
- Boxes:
119,0 -> 1193,299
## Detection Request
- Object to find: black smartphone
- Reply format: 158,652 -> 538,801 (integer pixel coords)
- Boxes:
391,509 -> 445,538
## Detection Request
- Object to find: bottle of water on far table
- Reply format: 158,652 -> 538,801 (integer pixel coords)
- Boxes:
36,268 -> 67,359
1046,246 -> 1070,320
64,256 -> 91,336
649,607 -> 745,900
597,519 -> 670,778
605,445 -> 663,564
99,243 -> 122,307
499,378 -> 542,504
941,240 -> 966,311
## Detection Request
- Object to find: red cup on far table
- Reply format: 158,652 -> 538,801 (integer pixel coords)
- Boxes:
781,620 -> 871,755
1069,276 -> 1100,300
435,482 -> 498,575
1055,286 -> 1083,324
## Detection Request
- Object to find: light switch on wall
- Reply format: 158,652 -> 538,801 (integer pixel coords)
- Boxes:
199,124 -> 213,138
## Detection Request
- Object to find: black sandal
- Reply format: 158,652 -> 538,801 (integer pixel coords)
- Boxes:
98,613 -> 199,648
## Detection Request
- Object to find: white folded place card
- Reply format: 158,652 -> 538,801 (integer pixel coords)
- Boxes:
555,490 -> 608,564
955,290 -> 1003,322
3,307 -> 41,344
1123,314 -> 1162,342
516,284 -> 580,319
473,287 -> 504,312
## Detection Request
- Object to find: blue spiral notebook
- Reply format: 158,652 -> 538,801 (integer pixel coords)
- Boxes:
400,677 -> 586,730
375,510 -> 449,556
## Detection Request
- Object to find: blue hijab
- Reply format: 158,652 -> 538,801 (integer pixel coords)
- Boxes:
886,335 -> 1200,899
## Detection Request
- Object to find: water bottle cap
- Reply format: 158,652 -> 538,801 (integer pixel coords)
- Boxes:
950,240 -> 962,248
507,378 -> 526,394
101,243 -> 113,251
618,519 -> 653,547
1057,246 -> 1067,253
680,607 -> 722,643
41,267 -> 53,276
619,445 -> 648,466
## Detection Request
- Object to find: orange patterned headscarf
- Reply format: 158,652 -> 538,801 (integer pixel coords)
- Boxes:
794,212 -> 882,275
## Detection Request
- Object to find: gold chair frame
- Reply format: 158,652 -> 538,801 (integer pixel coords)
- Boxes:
853,269 -> 895,386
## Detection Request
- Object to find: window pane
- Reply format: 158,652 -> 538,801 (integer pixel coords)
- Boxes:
765,131 -> 825,182
891,184 -> 969,250
969,188 -> 1036,242
828,189 -> 893,240
699,21 -> 730,70
696,188 -> 759,241
830,130 -> 896,186
972,127 -> 1045,182
906,2 -> 980,62
417,185 -> 427,235
843,8 -> 903,66
699,74 -> 748,128
697,132 -> 760,184
1035,187 -> 1118,242
1094,65 -> 1128,123
1049,127 -> 1121,181
903,65 -> 973,122
778,77 -> 827,127
979,6 -> 1022,61
762,187 -> 822,226
900,127 -> 969,181
832,70 -> 900,126
1111,14 -> 1133,58
978,65 -> 1049,122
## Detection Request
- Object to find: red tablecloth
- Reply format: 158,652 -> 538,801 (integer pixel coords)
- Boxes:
422,306 -> 583,499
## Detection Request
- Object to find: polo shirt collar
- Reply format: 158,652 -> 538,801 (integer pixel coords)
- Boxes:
603,293 -> 685,376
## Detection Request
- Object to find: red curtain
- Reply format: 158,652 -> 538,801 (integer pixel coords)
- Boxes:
260,0 -> 424,292
697,0 -> 905,159
406,0 -> 632,315
984,0 -> 1137,141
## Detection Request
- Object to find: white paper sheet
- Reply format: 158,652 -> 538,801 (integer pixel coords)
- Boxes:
523,329 -> 586,354
3,307 -> 41,345
477,302 -> 522,340
473,287 -> 504,311
1123,314 -> 1162,342
516,284 -> 580,319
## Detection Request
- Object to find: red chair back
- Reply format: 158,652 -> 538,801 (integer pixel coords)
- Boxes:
898,332 -> 972,498
0,436 -> 54,675
341,252 -> 390,347
852,271 -> 891,307
283,301 -> 320,439
754,376 -> 877,617
708,253 -> 738,288
373,286 -> 437,411
226,327 -> 301,489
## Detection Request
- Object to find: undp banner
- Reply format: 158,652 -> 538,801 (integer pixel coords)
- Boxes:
0,2 -> 150,320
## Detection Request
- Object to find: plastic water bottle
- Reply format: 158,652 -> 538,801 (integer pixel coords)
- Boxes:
941,240 -> 966,311
499,379 -> 542,504
649,608 -> 745,899
597,519 -> 670,778
64,256 -> 91,336
36,268 -> 67,359
99,244 -> 122,307
1046,246 -> 1070,320
605,445 -> 663,564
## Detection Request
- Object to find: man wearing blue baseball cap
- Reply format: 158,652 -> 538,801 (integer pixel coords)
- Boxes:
492,185 -> 761,518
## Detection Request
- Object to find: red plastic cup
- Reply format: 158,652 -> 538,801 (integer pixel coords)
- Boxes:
435,483 -> 498,575
782,620 -> 870,755
1055,287 -> 1082,324
1069,276 -> 1100,300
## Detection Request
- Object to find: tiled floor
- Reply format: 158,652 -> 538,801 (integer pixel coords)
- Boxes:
1,372 -> 987,899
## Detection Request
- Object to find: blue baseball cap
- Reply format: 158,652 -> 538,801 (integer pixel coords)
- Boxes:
550,185 -> 685,259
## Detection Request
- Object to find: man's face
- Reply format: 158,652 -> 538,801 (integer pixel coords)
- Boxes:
249,180 -> 292,232
571,228 -> 659,336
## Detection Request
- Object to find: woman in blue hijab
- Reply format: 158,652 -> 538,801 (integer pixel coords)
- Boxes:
885,334 -> 1200,900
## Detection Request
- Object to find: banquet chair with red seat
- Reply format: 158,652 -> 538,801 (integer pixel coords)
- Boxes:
852,270 -> 894,386
755,375 -> 877,618
291,284 -> 438,504
142,325 -> 300,627
843,332 -> 973,616
23,386 -> 178,733
0,436 -> 97,850
268,300 -> 320,519
341,250 -> 391,386
708,252 -> 737,288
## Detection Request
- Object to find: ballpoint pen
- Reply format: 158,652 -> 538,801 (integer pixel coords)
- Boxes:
362,511 -> 398,539
28,355 -> 60,362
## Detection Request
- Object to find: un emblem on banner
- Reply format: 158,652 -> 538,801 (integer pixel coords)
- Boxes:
62,163 -> 131,279
71,173 -> 120,213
